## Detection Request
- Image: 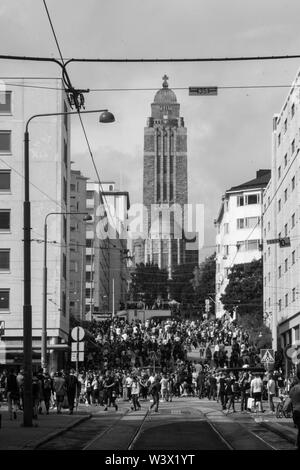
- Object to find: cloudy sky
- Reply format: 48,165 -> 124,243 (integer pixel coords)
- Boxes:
2,0 -> 300,259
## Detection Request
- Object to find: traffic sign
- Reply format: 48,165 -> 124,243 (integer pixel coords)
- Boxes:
260,349 -> 275,363
71,326 -> 85,341
71,341 -> 85,352
189,86 -> 218,96
71,352 -> 84,362
267,237 -> 290,247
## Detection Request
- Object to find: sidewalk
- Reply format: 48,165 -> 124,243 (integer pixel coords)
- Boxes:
0,406 -> 91,450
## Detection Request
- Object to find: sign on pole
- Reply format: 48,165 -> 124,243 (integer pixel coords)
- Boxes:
71,342 -> 85,352
260,349 -> 275,363
71,352 -> 84,362
189,86 -> 218,96
0,321 -> 5,337
71,326 -> 85,342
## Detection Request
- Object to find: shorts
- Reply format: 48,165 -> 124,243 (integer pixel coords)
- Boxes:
253,392 -> 261,402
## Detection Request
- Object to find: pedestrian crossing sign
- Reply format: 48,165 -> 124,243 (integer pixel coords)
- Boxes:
260,349 -> 275,363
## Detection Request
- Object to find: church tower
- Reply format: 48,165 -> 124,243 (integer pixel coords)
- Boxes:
143,75 -> 188,278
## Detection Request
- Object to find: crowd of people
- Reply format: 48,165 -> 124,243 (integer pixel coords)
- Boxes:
0,316 -> 298,436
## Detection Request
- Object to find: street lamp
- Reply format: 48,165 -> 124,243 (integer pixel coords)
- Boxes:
41,211 -> 92,373
23,108 -> 115,427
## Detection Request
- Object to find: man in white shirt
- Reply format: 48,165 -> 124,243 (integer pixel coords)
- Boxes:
250,374 -> 264,413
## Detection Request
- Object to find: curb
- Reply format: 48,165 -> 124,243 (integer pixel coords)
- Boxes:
22,414 -> 92,450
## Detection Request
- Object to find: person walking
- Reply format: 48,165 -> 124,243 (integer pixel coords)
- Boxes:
289,368 -> 300,450
148,374 -> 161,413
131,376 -> 141,411
43,372 -> 53,415
65,369 -> 78,414
267,373 -> 276,413
5,369 -> 19,420
53,371 -> 66,414
250,373 -> 264,413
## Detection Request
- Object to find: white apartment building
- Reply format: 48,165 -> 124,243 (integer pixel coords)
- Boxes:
85,181 -> 130,318
69,169 -> 88,321
215,170 -> 271,318
0,78 -> 71,370
263,69 -> 300,354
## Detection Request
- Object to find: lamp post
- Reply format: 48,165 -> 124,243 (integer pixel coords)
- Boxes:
23,108 -> 115,427
42,211 -> 92,372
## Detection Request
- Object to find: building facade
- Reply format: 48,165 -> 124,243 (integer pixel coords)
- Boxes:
69,169 -> 88,321
143,75 -> 188,279
85,181 -> 130,318
215,170 -> 271,318
263,69 -> 300,352
0,78 -> 71,370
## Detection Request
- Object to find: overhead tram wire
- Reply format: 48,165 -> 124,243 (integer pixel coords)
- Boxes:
42,0 -> 120,237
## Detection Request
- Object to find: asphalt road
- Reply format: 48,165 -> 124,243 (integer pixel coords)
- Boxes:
36,397 -> 296,451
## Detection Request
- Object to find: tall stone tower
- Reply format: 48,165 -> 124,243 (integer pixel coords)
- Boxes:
143,75 -> 188,278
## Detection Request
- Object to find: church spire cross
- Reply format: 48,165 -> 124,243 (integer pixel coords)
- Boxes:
162,74 -> 169,88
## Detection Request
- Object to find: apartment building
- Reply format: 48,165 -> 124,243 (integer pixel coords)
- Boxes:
0,78 -> 71,369
215,170 -> 271,318
263,68 -> 300,353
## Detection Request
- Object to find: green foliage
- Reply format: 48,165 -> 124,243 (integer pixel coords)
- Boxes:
192,253 -> 216,315
220,258 -> 263,317
130,262 -> 168,304
238,312 -> 272,348
168,263 -> 196,304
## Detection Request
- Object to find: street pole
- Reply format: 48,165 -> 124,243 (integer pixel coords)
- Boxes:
23,130 -> 33,427
112,277 -> 115,318
23,108 -> 114,427
41,221 -> 48,372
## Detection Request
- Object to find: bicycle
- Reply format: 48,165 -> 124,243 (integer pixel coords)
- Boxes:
276,394 -> 293,419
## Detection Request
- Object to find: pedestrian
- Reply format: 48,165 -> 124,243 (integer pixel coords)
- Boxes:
267,373 -> 276,413
53,371 -> 66,414
16,369 -> 24,411
239,372 -> 251,412
43,372 -> 53,415
289,368 -> 300,450
148,374 -> 161,413
219,372 -> 227,410
250,373 -> 264,413
65,369 -> 78,414
32,374 -> 41,419
103,371 -> 118,411
5,369 -> 19,420
225,373 -> 236,413
131,376 -> 141,411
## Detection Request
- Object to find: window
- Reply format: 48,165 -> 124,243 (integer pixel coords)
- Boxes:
264,277 -> 266,287
278,199 -> 281,212
0,170 -> 10,191
224,223 -> 229,234
292,176 -> 295,190
267,221 -> 270,232
0,131 -> 11,153
163,182 -> 167,201
292,213 -> 295,228
217,244 -> 221,254
237,218 -> 245,229
169,182 -> 173,201
292,139 -> 295,154
163,155 -> 167,174
285,293 -> 288,307
0,210 -> 10,230
224,245 -> 229,256
86,271 -> 92,282
284,154 -> 288,167
284,223 -> 288,237
292,288 -> 296,302
63,253 -> 66,280
278,266 -> 282,278
268,247 -> 270,257
268,272 -> 271,282
278,166 -> 281,179
284,188 -> 288,202
237,195 -> 244,206
70,184 -> 75,191
292,250 -> 296,264
291,103 -> 295,118
63,215 -> 66,241
62,291 -> 66,317
170,155 -> 174,174
0,91 -> 12,113
246,194 -> 259,205
284,118 -> 287,133
264,228 -> 266,237
63,177 -> 67,204
157,182 -> 160,201
247,239 -> 259,251
0,249 -> 9,270
0,289 -> 9,310
85,288 -> 91,298
63,141 -> 68,167
217,263 -> 220,273
278,299 -> 282,311
86,239 -> 93,247
86,255 -> 92,265
109,185 -> 114,191
285,258 -> 288,272
278,133 -> 281,146
157,155 -> 161,173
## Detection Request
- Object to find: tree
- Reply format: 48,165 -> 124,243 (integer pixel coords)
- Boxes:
168,263 -> 196,304
130,262 -> 168,306
220,258 -> 263,320
192,253 -> 216,316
